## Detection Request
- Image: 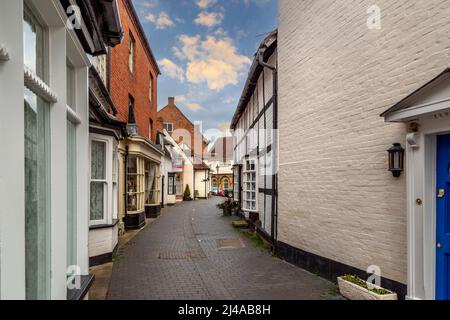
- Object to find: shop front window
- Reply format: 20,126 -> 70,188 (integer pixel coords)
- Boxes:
127,155 -> 145,212
145,160 -> 160,205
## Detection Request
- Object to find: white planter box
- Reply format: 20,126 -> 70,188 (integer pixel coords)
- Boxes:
338,277 -> 398,300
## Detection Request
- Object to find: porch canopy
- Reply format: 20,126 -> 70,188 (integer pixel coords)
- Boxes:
381,68 -> 450,122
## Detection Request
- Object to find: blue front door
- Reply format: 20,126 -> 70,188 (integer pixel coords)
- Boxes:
436,134 -> 450,300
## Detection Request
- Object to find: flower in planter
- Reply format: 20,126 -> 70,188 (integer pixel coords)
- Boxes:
337,275 -> 397,300
216,199 -> 238,216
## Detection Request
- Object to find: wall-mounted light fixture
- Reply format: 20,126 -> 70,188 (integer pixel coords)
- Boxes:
387,143 -> 405,178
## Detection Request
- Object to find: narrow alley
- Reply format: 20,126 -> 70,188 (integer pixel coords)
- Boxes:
108,198 -> 338,300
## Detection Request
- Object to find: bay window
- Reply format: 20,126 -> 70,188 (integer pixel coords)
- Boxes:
242,159 -> 257,212
23,4 -> 51,300
127,155 -> 145,212
90,135 -> 117,225
90,140 -> 107,223
145,160 -> 160,205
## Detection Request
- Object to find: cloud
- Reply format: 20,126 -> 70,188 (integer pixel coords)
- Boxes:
140,0 -> 159,8
145,12 -> 175,29
194,11 -> 224,27
222,97 -> 236,104
218,122 -> 232,133
196,0 -> 217,9
175,95 -> 187,103
186,103 -> 203,112
173,34 -> 251,90
158,58 -> 185,82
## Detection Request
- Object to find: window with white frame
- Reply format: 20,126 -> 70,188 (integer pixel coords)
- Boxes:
164,122 -> 173,134
242,159 -> 257,211
89,135 -> 116,225
168,173 -> 176,195
66,60 -> 79,269
23,4 -> 51,300
90,140 -> 107,223
127,155 -> 145,213
233,167 -> 240,202
145,159 -> 160,205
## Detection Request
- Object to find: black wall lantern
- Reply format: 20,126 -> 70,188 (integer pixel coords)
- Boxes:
388,143 -> 405,178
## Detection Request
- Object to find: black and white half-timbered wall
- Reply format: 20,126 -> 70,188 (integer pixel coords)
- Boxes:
231,30 -> 278,244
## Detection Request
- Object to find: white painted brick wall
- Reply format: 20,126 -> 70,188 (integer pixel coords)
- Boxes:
278,0 -> 450,284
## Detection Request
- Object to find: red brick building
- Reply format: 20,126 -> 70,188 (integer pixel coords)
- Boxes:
110,0 -> 160,142
108,0 -> 164,230
157,97 -> 208,158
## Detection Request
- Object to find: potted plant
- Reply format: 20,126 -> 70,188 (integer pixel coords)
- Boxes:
217,198 -> 237,216
337,275 -> 398,300
183,184 -> 193,201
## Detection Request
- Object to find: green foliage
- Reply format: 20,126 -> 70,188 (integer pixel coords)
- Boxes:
183,184 -> 192,201
320,287 -> 339,298
342,275 -> 392,295
237,229 -> 273,254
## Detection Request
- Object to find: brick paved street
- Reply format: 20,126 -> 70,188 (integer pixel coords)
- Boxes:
108,198 -> 339,300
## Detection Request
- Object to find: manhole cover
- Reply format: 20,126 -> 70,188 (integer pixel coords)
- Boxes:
216,238 -> 245,250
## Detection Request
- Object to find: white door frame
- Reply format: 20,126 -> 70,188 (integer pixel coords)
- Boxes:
406,113 -> 450,300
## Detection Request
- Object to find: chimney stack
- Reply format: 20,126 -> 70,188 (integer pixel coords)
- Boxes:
168,97 -> 175,106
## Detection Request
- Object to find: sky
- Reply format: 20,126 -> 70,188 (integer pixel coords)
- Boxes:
132,0 -> 277,141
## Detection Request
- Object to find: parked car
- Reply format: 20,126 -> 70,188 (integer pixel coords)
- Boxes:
211,187 -> 219,195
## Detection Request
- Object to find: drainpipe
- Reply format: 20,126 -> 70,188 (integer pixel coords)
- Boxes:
257,46 -> 278,249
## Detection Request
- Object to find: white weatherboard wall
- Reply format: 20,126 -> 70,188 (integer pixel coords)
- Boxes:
278,0 -> 450,285
0,0 -> 91,299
